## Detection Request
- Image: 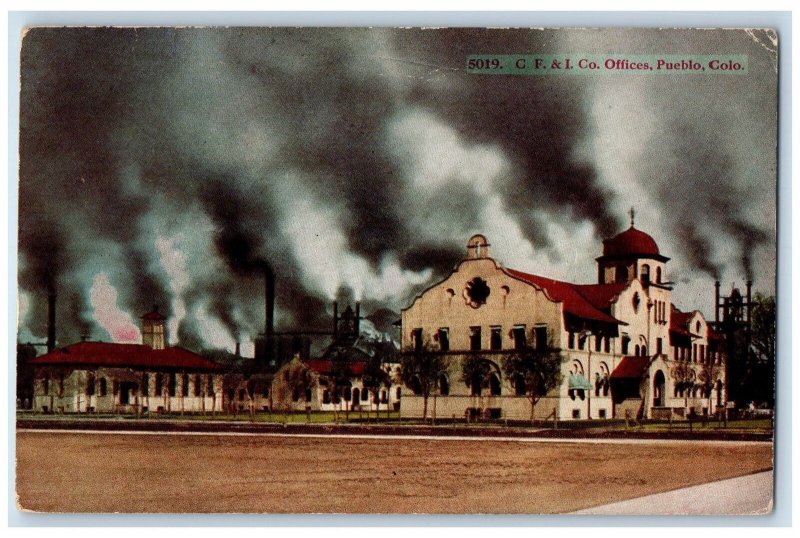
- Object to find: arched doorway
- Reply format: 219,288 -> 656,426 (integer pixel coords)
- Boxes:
715,380 -> 723,408
488,372 -> 501,396
653,370 -> 666,407
352,387 -> 360,406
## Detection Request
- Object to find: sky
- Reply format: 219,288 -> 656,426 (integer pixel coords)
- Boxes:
17,28 -> 778,355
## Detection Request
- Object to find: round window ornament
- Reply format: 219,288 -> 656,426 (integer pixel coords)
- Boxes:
463,277 -> 491,308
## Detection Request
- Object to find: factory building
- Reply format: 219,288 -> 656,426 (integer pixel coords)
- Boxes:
29,307 -> 225,414
399,221 -> 726,421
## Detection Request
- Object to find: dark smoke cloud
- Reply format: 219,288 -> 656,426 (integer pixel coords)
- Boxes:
18,27 -> 776,350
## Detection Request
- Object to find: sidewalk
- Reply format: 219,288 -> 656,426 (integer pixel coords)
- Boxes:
571,470 -> 773,515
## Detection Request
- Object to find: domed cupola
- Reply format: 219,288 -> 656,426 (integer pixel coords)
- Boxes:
601,226 -> 666,260
596,210 -> 670,285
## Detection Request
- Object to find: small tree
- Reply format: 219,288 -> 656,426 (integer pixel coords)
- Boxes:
700,358 -> 723,414
670,362 -> 696,411
502,344 -> 564,422
461,355 -> 492,397
325,352 -> 354,421
399,339 -> 447,421
360,338 -> 398,419
283,358 -> 316,415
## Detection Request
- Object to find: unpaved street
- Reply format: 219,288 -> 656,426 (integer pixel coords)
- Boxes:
16,431 -> 773,514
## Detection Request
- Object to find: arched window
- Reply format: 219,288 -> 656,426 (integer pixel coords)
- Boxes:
85,372 -> 95,396
616,264 -> 629,283
635,344 -> 641,357
99,377 -> 107,397
656,267 -> 662,284
489,372 -> 501,396
155,373 -> 163,395
182,374 -> 190,397
641,264 -> 651,286
168,373 -> 177,397
322,389 -> 331,404
141,373 -> 149,396
410,376 -> 422,396
396,387 -> 402,400
361,388 -> 369,401
438,373 -> 450,396
514,373 -> 526,396
305,388 -> 312,403
194,375 -> 202,397
380,390 -> 388,404
352,387 -> 360,404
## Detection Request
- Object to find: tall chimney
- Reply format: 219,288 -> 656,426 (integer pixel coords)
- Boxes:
46,287 -> 56,353
235,342 -> 241,358
332,301 -> 338,340
265,265 -> 275,337
355,301 -> 361,335
714,280 -> 721,325
746,280 -> 753,325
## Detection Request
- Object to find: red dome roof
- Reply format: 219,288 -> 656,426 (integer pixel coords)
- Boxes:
602,226 -> 663,258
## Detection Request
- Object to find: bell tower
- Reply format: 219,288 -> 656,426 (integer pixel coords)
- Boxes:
141,305 -> 166,350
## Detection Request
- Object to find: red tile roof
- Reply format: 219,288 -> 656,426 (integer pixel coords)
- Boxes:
27,342 -> 223,371
670,307 -> 701,338
572,282 -> 628,310
504,268 -> 624,325
305,360 -> 367,377
610,355 -> 651,379
141,309 -> 166,321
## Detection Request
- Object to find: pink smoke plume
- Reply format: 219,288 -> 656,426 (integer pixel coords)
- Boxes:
89,273 -> 142,343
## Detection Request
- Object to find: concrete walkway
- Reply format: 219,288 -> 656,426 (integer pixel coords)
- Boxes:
572,470 -> 773,515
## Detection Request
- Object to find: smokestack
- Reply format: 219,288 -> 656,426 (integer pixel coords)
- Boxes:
46,287 -> 56,353
265,265 -> 275,337
355,301 -> 361,335
715,280 -> 721,325
235,342 -> 241,358
333,301 -> 338,340
746,280 -> 752,325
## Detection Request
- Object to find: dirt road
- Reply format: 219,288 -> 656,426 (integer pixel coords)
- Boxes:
16,431 -> 773,514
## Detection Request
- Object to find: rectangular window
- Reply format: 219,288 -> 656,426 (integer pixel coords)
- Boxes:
535,326 -> 548,351
568,332 -> 575,349
693,344 -> 698,362
579,334 -> 587,351
194,375 -> 202,397
206,375 -> 214,396
598,409 -> 607,419
412,328 -> 423,353
512,325 -> 527,350
141,373 -> 148,396
182,374 -> 190,397
168,373 -> 177,397
656,338 -> 663,355
700,344 -> 706,363
470,326 -> 481,351
594,335 -> 602,352
437,328 -> 449,352
572,409 -> 581,419
621,335 -> 630,355
490,326 -> 502,350
604,337 -> 611,353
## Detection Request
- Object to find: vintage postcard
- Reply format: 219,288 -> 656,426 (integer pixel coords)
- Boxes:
15,27 -> 777,515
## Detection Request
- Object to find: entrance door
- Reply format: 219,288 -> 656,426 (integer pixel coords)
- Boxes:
653,371 -> 666,407
119,382 -> 138,405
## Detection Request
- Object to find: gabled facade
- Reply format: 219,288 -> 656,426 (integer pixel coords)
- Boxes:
400,227 -> 726,421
